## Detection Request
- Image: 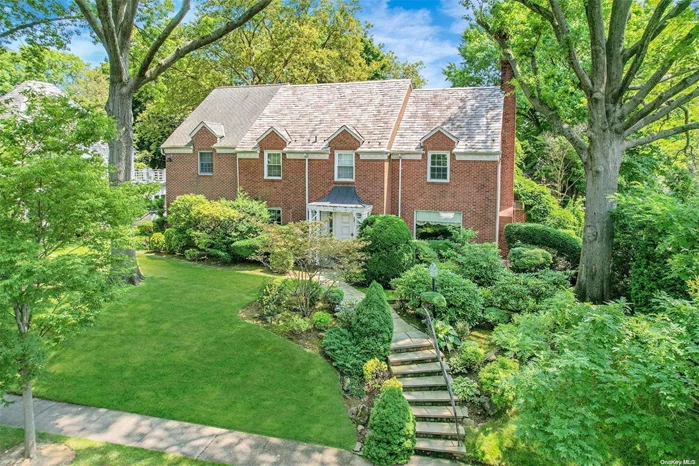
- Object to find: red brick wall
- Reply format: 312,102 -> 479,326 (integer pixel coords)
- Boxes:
394,131 -> 500,242
499,60 -> 516,212
165,127 -> 237,206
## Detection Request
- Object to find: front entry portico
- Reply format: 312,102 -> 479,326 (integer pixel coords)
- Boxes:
307,186 -> 372,240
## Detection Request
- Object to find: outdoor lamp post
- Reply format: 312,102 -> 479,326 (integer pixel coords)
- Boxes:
429,262 -> 438,292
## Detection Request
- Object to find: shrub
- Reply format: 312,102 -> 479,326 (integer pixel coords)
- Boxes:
312,311 -> 333,330
286,314 -> 312,335
322,327 -> 364,381
153,216 -> 167,233
433,319 -> 461,354
426,239 -> 455,259
324,287 -> 345,313
505,223 -> 582,267
258,281 -> 288,320
359,215 -> 413,286
163,228 -> 190,254
381,377 -> 403,392
484,270 -> 569,314
447,241 -> 505,286
289,279 -> 324,315
364,358 -> 390,393
269,248 -> 293,274
411,240 -> 439,265
149,232 -> 165,252
478,357 -> 520,411
452,376 -> 480,402
392,265 -> 431,310
509,247 -> 552,272
483,307 -> 512,326
354,282 -> 394,360
363,386 -> 416,466
515,174 -> 581,232
449,340 -> 485,374
205,248 -> 232,264
136,221 -> 154,236
167,194 -> 209,232
184,248 -> 200,261
230,237 -> 263,262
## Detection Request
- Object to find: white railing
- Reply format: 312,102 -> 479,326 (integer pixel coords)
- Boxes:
134,168 -> 166,184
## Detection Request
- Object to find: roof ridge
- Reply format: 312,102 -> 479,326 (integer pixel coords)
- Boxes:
415,86 -> 502,91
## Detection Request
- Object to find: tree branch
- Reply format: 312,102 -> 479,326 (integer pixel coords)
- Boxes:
74,0 -> 106,44
623,68 -> 699,131
625,122 -> 699,149
0,16 -> 81,39
134,0 -> 190,83
625,86 -> 699,135
622,0 -> 692,62
93,0 -> 127,80
132,0 -> 272,91
583,0 -> 606,91
118,0 -> 139,52
605,0 -> 632,100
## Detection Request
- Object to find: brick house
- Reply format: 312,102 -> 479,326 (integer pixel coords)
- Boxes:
162,62 -> 518,248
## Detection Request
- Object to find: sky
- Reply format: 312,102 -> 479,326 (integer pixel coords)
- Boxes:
62,0 -> 468,88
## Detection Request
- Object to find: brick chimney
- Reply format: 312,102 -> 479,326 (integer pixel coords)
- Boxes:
499,59 -> 516,212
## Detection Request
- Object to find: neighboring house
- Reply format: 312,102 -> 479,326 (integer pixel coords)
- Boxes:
2,80 -> 165,197
162,62 -> 521,248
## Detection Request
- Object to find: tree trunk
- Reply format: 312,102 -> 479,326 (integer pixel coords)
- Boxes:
106,79 -> 145,285
574,134 -> 623,303
22,379 -> 36,459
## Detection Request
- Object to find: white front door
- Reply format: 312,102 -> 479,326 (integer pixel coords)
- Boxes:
333,213 -> 354,240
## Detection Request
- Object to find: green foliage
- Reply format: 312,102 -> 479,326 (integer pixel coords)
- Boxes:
449,340 -> 485,374
322,327 -> 365,381
478,357 -> 519,411
353,282 -> 394,361
269,249 -> 293,274
508,247 -> 552,273
229,237 -> 263,262
514,296 -> 699,464
359,215 -> 413,286
452,376 -> 480,402
505,223 -> 582,267
515,175 -> 581,232
392,265 -> 484,326
258,281 -> 288,321
432,320 -> 461,354
411,240 -> 439,265
484,270 -> 569,314
148,232 -> 165,252
136,221 -> 154,236
312,311 -> 333,330
184,249 -> 200,261
446,241 -> 505,286
163,228 -> 190,255
363,357 -> 390,394
324,287 -> 345,313
612,187 -> 699,311
425,239 -> 455,259
419,291 -> 446,308
284,314 -> 312,335
363,386 -> 416,466
483,307 -> 512,326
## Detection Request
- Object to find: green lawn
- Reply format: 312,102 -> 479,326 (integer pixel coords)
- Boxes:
34,253 -> 355,449
0,426 -> 220,465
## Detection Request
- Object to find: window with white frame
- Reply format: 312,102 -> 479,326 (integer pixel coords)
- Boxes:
335,151 -> 355,181
198,151 -> 213,174
428,152 -> 449,181
264,151 -> 282,179
268,208 -> 282,224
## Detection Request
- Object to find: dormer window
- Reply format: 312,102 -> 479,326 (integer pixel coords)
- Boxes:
264,151 -> 282,179
335,151 -> 355,181
428,152 -> 449,182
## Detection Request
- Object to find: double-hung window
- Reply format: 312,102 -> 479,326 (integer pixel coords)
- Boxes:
335,151 -> 355,181
264,151 -> 282,179
198,151 -> 213,175
428,152 -> 449,182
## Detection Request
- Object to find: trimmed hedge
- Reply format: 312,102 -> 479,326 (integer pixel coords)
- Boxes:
505,223 -> 581,266
230,237 -> 263,261
508,247 -> 552,272
363,385 -> 416,466
359,215 -> 413,286
354,282 -> 394,360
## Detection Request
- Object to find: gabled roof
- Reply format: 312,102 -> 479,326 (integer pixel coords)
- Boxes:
189,121 -> 225,139
162,84 -> 282,148
326,125 -> 364,144
311,186 -> 368,207
2,80 -> 65,112
392,87 -> 504,154
420,126 -> 459,144
257,126 -> 290,144
236,80 -> 411,152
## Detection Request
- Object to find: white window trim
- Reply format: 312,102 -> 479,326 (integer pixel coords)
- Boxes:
268,207 -> 282,224
335,151 -> 355,181
198,151 -> 214,175
427,151 -> 450,182
264,150 -> 283,179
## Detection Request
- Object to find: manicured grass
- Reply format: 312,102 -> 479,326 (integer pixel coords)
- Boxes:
0,426 -> 220,465
355,285 -> 396,301
35,253 -> 356,450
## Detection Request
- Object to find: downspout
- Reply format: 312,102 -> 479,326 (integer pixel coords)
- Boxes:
495,157 -> 502,245
305,154 -> 309,220
236,154 -> 240,192
398,155 -> 403,218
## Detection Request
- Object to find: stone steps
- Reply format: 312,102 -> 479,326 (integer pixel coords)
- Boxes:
390,338 -> 433,353
415,438 -> 466,456
398,375 -> 448,390
411,405 -> 468,421
388,349 -> 442,366
391,362 -> 443,376
403,390 -> 456,404
416,421 -> 463,439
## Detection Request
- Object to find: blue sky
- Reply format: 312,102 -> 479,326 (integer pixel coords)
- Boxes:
63,0 -> 467,88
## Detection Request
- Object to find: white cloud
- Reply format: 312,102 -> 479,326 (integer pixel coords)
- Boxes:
359,0 -> 462,88
66,33 -> 107,66
439,0 -> 470,35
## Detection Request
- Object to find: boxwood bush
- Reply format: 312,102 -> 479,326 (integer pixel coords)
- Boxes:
359,215 -> 413,286
508,247 -> 552,272
447,241 -> 505,286
230,237 -> 263,261
363,385 -> 416,466
411,240 -> 439,265
449,340 -> 485,374
478,356 -> 520,411
505,223 -> 582,267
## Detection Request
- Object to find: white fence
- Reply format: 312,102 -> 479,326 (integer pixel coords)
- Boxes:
134,168 -> 166,184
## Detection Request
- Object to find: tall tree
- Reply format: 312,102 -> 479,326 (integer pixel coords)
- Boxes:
0,92 -> 151,458
464,0 -> 699,302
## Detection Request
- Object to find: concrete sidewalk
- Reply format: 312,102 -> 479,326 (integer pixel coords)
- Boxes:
0,395 -> 368,465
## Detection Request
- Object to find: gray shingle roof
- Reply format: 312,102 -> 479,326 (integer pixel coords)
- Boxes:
311,186 -> 368,206
162,85 -> 282,148
236,80 -> 411,152
391,87 -> 504,154
2,80 -> 64,111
